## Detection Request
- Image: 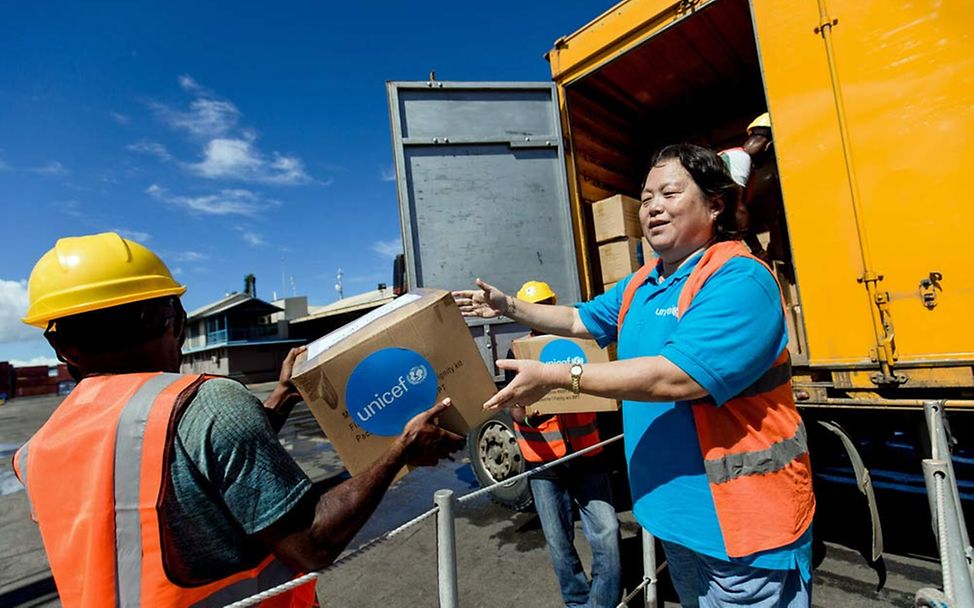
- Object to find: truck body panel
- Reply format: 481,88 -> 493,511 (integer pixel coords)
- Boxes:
546,0 -> 974,385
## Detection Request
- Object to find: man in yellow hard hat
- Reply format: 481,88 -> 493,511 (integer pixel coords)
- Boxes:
13,232 -> 464,607
508,281 -> 621,608
719,112 -> 780,259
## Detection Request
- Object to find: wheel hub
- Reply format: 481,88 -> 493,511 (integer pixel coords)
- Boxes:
478,421 -> 523,482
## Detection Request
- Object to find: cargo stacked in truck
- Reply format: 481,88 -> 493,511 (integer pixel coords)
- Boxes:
591,194 -> 645,290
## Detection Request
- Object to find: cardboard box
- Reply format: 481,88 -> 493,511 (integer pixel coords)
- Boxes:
598,237 -> 641,283
511,335 -> 619,415
603,281 -> 618,293
291,289 -> 495,476
592,194 -> 642,243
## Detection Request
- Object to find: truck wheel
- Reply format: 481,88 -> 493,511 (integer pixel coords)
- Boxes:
467,410 -> 533,511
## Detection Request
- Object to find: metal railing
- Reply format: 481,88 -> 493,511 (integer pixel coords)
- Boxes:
918,400 -> 974,608
223,433 -> 661,608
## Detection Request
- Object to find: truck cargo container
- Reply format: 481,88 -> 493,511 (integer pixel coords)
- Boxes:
387,0 -> 973,600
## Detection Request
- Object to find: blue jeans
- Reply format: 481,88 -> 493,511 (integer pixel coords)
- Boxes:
529,470 -> 622,608
662,540 -> 811,608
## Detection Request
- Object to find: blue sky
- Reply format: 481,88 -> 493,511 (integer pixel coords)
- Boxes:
0,1 -> 609,365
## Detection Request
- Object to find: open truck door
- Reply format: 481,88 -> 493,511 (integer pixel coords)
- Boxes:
386,81 -> 580,509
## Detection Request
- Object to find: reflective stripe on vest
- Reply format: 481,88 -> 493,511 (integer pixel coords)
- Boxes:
704,421 -> 808,485
115,373 -> 182,607
618,241 -> 815,558
19,373 -> 317,607
12,439 -> 36,521
514,413 -> 601,463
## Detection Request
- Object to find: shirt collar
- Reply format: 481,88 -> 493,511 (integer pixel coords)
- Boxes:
648,250 -> 705,286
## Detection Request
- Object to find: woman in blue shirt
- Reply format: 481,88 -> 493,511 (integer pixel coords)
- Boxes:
454,143 -> 815,608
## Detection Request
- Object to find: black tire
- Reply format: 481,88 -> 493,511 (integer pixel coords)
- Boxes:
467,410 -> 534,511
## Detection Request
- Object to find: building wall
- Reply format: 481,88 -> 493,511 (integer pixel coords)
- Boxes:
180,349 -> 230,377
180,342 -> 296,384
226,343 -> 297,384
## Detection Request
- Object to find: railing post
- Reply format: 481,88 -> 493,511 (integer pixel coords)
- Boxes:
922,401 -> 974,606
642,529 -> 658,608
435,489 -> 459,608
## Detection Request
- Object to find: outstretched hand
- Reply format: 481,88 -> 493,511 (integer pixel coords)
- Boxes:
398,398 -> 466,467
452,278 -> 510,319
482,359 -> 563,411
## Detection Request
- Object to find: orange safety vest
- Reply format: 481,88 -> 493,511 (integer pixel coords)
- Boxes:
618,241 -> 815,558
11,372 -> 317,607
514,413 -> 602,463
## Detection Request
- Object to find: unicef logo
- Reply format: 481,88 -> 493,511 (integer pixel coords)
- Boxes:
539,339 -> 588,366
345,348 -> 438,436
407,365 -> 427,385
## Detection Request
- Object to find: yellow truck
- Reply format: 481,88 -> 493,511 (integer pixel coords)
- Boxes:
387,0 -> 973,602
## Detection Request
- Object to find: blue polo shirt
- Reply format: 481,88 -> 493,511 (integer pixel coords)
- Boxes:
577,252 -> 812,578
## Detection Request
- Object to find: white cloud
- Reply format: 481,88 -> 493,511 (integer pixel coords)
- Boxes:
381,166 -> 396,182
150,96 -> 240,138
240,231 -> 266,247
0,158 -> 9,171
147,74 -> 315,186
111,227 -> 152,243
0,280 -> 38,344
54,200 -> 84,217
9,355 -> 59,368
171,267 -> 184,276
169,250 -> 208,262
127,140 -> 172,162
178,74 -> 204,94
31,161 -> 67,176
110,111 -> 131,125
147,184 -> 279,216
372,239 -> 402,259
188,138 -> 311,185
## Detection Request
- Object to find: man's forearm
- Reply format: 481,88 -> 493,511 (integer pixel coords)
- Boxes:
303,441 -> 407,567
504,298 -> 592,339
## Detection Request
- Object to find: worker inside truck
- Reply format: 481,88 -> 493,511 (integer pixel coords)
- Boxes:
455,143 -> 815,607
508,280 -> 621,608
13,232 -> 464,607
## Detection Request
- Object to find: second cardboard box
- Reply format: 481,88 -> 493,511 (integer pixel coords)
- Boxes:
511,335 -> 619,415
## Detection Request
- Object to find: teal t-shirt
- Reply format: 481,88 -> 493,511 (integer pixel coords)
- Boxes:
577,253 -> 812,579
161,378 -> 312,584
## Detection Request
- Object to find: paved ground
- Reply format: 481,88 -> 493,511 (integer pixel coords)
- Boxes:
0,388 -> 946,607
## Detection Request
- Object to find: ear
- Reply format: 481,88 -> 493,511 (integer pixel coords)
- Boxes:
174,310 -> 187,348
709,196 -> 725,218
45,332 -> 80,368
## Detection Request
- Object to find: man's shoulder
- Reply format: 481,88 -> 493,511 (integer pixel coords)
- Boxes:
178,377 -> 264,440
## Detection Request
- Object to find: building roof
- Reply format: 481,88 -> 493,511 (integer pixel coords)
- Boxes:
292,288 -> 395,324
186,292 -> 282,321
181,337 -> 304,355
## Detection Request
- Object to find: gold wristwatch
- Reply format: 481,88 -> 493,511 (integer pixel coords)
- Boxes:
569,363 -> 583,396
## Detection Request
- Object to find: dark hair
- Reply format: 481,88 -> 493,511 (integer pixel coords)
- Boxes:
650,143 -> 743,242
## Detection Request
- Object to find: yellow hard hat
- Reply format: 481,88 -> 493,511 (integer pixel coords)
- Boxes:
22,232 -> 186,328
517,281 -> 557,304
747,112 -> 771,134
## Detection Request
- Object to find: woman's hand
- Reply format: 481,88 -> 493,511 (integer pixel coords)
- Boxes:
452,278 -> 510,319
483,359 -> 566,411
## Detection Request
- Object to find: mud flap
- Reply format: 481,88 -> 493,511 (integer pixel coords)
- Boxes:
818,420 -> 887,590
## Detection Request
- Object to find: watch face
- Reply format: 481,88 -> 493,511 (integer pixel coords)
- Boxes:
570,364 -> 583,376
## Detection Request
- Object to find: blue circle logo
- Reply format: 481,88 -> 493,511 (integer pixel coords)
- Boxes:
539,339 -> 588,365
345,348 -> 438,436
